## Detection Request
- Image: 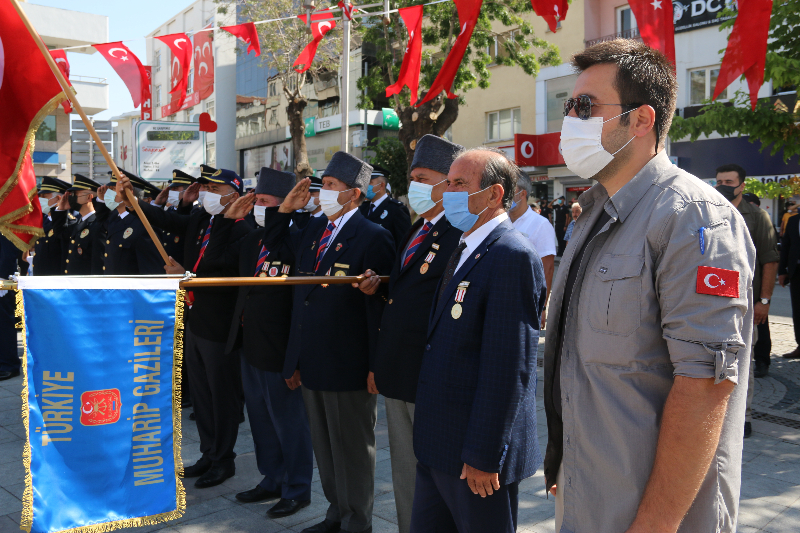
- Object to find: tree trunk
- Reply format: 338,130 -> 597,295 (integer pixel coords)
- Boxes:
287,96 -> 313,180
396,93 -> 460,175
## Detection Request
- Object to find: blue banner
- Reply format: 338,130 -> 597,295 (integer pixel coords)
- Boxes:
18,281 -> 185,533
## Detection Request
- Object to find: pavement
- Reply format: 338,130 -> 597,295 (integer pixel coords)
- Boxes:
0,284 -> 800,532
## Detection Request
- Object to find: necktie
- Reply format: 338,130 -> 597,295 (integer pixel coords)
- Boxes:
436,241 -> 467,307
315,222 -> 336,272
369,203 -> 376,216
187,216 -> 214,307
254,241 -> 270,276
403,221 -> 433,268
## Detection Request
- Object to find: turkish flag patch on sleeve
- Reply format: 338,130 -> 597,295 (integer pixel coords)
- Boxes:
696,266 -> 740,298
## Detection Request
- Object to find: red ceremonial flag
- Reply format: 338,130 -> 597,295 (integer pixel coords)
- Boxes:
696,265 -> 740,298
141,66 -> 152,120
93,42 -> 147,108
628,0 -> 675,65
49,49 -> 72,113
221,22 -> 261,57
0,2 -> 68,249
416,0 -> 483,107
713,0 -> 772,110
386,5 -> 424,105
156,33 -> 192,111
530,0 -> 569,33
294,12 -> 337,73
337,1 -> 356,20
194,25 -> 215,100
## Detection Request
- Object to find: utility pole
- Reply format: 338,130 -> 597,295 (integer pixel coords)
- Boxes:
340,0 -> 351,154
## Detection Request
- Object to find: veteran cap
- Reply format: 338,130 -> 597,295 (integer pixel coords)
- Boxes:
200,164 -> 218,179
198,168 -> 244,195
322,152 -> 373,193
308,175 -> 323,192
255,167 -> 296,198
68,174 -> 102,192
39,177 -> 71,194
170,170 -> 196,187
410,134 -> 463,176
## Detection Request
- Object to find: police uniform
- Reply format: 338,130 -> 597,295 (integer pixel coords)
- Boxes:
51,174 -> 108,275
359,168 -> 411,246
160,170 -> 197,265
33,177 -> 71,276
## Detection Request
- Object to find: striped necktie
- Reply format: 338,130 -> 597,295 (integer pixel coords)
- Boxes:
315,221 -> 336,272
192,216 -> 214,273
403,221 -> 433,268
254,241 -> 270,276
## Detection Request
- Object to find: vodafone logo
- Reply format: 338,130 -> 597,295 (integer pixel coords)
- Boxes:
703,273 -> 725,289
520,141 -> 534,159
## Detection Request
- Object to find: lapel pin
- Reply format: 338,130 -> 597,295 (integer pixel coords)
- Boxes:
475,253 -> 480,259
432,231 -> 438,237
336,243 -> 342,251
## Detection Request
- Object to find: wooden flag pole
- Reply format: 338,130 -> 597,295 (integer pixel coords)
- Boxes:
11,0 -> 173,267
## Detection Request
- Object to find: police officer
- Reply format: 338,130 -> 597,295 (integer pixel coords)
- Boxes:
204,167 -> 313,519
34,177 -> 71,275
359,166 -> 411,246
356,134 -> 464,533
291,176 -> 323,230
152,170 -> 197,265
119,167 -> 250,489
51,174 -> 108,275
262,152 -> 395,533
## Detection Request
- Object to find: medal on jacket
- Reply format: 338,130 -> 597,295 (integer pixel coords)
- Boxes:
281,264 -> 291,275
123,228 -> 133,239
80,229 -> 89,239
380,210 -> 388,219
77,246 -> 83,255
420,251 -> 436,274
452,281 -> 469,319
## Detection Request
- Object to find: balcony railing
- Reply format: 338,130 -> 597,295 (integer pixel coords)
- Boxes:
585,28 -> 642,48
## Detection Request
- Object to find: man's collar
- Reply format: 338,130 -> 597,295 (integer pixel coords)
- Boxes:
371,193 -> 388,209
425,210 -> 445,226
330,206 -> 358,229
461,212 -> 509,249
81,211 -> 94,222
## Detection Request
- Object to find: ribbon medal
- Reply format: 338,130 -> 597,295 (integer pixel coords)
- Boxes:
281,264 -> 291,275
451,281 -> 470,319
420,251 -> 436,275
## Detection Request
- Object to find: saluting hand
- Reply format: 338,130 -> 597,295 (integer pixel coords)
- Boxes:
182,182 -> 201,206
57,191 -> 71,211
279,178 -> 311,213
154,187 -> 170,207
353,269 -> 381,294
225,193 -> 256,220
460,463 -> 500,498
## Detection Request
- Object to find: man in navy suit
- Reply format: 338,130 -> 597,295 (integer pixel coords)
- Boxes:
411,148 -> 546,532
262,151 -> 395,533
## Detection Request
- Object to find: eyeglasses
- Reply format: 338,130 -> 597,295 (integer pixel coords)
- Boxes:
563,94 -> 641,120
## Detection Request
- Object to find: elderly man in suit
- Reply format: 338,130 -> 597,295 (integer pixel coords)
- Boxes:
262,152 -> 396,533
411,148 -> 546,532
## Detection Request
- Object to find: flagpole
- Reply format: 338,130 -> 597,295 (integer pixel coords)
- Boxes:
10,0 -> 173,267
341,0 -> 351,154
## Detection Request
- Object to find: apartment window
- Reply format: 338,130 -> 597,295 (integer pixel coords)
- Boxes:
187,68 -> 194,93
206,100 -> 215,119
616,6 -> 637,35
269,81 -> 277,97
155,85 -> 162,107
35,115 -> 57,141
486,108 -> 521,142
268,109 -> 279,125
206,142 -> 216,167
486,36 -> 499,63
546,74 -> 578,133
154,49 -> 161,73
689,67 -> 727,105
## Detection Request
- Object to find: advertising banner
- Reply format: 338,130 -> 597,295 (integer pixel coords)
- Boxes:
136,121 -> 206,182
672,0 -> 737,33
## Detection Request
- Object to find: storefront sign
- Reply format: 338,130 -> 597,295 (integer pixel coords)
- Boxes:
382,108 -> 400,130
672,0 -> 736,33
514,132 -> 565,167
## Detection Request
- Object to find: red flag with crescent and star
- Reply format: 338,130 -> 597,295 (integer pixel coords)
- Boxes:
713,0 -> 772,110
0,3 -> 68,250
627,0 -> 675,65
221,22 -> 261,57
93,42 -> 147,108
49,49 -> 73,113
294,11 -> 337,73
386,5 -> 423,105
156,33 -> 192,111
194,25 -> 215,100
696,266 -> 740,298
416,0 -> 484,107
530,0 -> 569,33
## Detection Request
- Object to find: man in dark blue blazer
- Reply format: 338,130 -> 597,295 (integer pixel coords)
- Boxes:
262,152 -> 395,533
358,166 -> 412,246
411,148 -> 546,533
355,134 -> 463,533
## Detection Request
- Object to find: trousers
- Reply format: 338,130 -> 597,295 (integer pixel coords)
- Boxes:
0,292 -> 17,372
385,398 -> 416,533
746,327 -> 759,423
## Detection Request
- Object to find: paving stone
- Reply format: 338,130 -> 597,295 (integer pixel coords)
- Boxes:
762,505 -> 800,533
737,499 -> 788,530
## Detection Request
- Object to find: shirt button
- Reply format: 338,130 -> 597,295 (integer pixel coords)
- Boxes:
68,250 -> 72,254
388,299 -> 393,304
304,301 -> 309,306
719,372 -> 725,379
568,477 -> 572,486
106,240 -> 110,244
104,253 -> 108,257
64,270 -> 68,273
565,394 -> 569,403
66,259 -> 69,263
426,344 -> 431,351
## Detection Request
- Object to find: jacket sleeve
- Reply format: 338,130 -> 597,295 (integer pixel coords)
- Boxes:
262,209 -> 304,257
364,225 -> 397,371
50,210 -> 69,236
779,217 -> 795,276
202,217 -> 244,272
135,225 -> 168,275
460,246 -> 544,473
136,200 -> 191,236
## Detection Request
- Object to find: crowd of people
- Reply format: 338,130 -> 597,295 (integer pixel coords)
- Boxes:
0,38 -> 779,533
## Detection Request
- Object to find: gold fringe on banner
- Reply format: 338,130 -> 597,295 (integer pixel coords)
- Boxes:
17,290 -> 34,533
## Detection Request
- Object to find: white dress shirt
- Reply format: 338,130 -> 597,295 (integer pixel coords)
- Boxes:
512,207 -> 557,258
455,212 -> 509,273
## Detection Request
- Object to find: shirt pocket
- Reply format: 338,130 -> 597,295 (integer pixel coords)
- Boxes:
587,254 -> 645,337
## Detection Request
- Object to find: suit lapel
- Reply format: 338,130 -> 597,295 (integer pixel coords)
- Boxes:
308,210 -> 362,295
398,217 -> 452,279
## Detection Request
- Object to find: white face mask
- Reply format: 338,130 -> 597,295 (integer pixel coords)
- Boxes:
560,110 -> 636,180
303,196 -> 319,212
39,197 -> 52,215
203,191 -> 234,215
103,188 -> 120,210
318,188 -> 354,217
167,190 -> 181,206
254,205 -> 267,227
197,191 -> 207,205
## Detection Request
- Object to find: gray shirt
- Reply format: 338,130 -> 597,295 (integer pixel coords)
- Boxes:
543,152 -> 755,533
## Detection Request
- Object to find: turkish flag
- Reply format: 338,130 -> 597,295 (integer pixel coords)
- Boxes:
696,266 -> 740,298
93,42 -> 147,108
221,22 -> 261,57
294,12 -> 337,73
337,1 -> 356,20
156,33 -> 192,111
193,25 -> 215,100
713,0 -> 772,110
416,0 -> 483,107
49,49 -> 72,113
628,0 -> 675,65
141,66 -> 152,120
530,0 -> 569,33
386,5 -> 423,105
0,3 -> 67,250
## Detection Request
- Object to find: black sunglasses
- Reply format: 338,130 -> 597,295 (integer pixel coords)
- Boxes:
563,94 -> 642,120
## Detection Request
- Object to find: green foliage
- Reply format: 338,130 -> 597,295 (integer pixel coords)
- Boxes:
364,136 -> 410,196
668,0 -> 800,161
745,176 -> 800,199
355,0 -> 561,110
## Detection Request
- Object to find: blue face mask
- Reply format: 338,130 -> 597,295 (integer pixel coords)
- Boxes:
509,191 -> 523,211
407,179 -> 446,215
366,184 -> 377,201
442,187 -> 490,232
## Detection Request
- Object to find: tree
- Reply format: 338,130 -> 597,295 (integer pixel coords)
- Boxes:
356,0 -> 561,170
365,136 -> 409,196
668,0 -> 800,161
216,1 -> 343,178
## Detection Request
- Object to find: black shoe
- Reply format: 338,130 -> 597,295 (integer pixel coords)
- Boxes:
235,485 -> 281,503
754,362 -> 769,378
195,462 -> 235,488
342,528 -> 371,533
782,347 -> 800,359
181,399 -> 193,408
267,498 -> 310,518
182,457 -> 212,478
0,369 -> 20,381
301,519 -> 341,533
189,412 -> 196,421
744,421 -> 752,439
